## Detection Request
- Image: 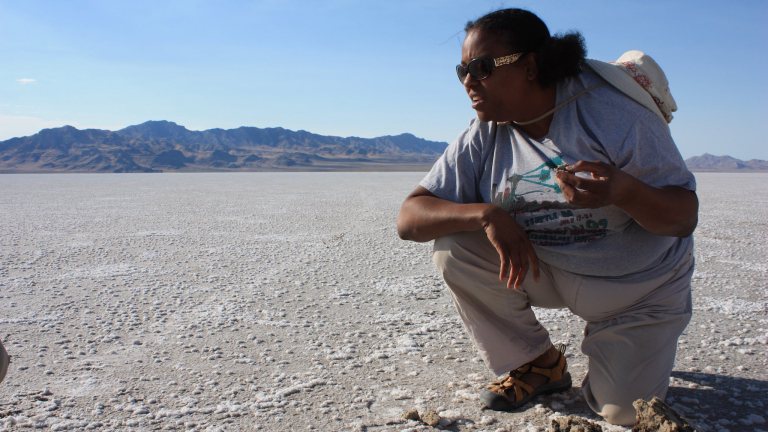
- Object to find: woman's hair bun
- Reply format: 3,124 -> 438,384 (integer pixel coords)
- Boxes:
536,32 -> 587,87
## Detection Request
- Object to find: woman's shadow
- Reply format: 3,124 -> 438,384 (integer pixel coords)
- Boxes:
666,371 -> 768,431
528,372 -> 767,432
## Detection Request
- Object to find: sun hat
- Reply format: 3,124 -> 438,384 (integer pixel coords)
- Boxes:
586,50 -> 677,123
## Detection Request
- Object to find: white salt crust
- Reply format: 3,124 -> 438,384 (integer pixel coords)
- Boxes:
0,172 -> 766,431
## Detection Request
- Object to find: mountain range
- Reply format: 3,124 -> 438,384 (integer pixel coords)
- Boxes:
683,153 -> 768,171
0,121 -> 448,173
0,121 -> 765,173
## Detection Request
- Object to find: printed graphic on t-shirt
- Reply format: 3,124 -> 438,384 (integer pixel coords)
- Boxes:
491,155 -> 609,246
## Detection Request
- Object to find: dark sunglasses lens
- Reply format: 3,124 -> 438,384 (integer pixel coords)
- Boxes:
468,58 -> 493,80
456,65 -> 468,81
457,57 -> 495,82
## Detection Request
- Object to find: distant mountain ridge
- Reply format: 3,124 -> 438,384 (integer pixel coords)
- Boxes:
0,121 -> 448,172
2,124 -> 765,173
685,153 -> 768,171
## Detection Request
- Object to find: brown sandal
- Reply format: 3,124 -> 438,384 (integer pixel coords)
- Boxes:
481,344 -> 572,411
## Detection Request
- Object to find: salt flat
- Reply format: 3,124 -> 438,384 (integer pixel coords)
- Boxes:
0,172 -> 766,431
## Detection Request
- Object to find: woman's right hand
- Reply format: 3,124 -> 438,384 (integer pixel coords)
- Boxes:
397,187 -> 539,289
480,205 -> 540,290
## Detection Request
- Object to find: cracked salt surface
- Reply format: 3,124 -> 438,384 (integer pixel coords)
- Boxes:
0,172 -> 766,431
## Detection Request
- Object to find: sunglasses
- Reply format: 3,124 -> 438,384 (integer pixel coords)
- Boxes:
456,52 -> 526,82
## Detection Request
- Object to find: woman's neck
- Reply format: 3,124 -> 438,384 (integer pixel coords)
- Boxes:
514,86 -> 557,139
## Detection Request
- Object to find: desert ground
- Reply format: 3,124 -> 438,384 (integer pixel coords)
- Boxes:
0,172 -> 766,431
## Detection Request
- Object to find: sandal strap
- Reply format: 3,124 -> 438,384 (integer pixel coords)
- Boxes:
488,375 -> 534,402
487,344 -> 568,402
526,353 -> 566,381
513,346 -> 567,379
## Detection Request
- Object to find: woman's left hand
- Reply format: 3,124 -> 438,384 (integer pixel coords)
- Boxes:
555,160 -> 633,208
555,160 -> 699,237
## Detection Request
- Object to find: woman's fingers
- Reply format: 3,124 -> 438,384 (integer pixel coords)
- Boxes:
511,252 -> 528,289
572,160 -> 610,176
556,170 -> 610,208
484,213 -> 539,290
494,243 -> 526,289
503,249 -> 537,290
495,245 -> 509,283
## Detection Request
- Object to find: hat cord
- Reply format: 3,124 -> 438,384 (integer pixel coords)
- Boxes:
510,83 -> 605,126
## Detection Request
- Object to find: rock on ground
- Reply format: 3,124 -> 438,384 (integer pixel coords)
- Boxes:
633,397 -> 696,432
550,415 -> 604,431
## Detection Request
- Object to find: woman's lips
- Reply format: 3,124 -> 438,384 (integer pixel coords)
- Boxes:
470,94 -> 483,109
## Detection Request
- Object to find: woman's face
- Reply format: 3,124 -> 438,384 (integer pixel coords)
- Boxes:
460,29 -> 535,122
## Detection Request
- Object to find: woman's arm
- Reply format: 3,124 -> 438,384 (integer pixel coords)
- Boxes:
397,186 -> 539,289
556,160 -> 698,237
396,186 -> 490,242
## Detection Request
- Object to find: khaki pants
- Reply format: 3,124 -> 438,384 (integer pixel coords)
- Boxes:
432,231 -> 692,426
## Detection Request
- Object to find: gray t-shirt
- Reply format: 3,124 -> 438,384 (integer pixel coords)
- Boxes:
420,68 -> 695,279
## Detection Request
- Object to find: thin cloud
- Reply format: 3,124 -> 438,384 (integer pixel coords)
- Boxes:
16,78 -> 37,85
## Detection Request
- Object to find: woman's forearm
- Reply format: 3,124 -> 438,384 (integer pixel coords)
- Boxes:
396,192 -> 493,242
616,180 -> 699,237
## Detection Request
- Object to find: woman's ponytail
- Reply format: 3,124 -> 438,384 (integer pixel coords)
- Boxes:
535,32 -> 587,87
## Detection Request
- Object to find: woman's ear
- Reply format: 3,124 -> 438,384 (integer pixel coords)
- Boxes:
524,54 -> 538,81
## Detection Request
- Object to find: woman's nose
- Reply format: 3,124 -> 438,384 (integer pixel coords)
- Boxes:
462,73 -> 475,90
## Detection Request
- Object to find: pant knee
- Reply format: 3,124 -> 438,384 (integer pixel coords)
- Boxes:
582,383 -> 637,426
431,231 -> 490,271
431,235 -> 454,271
599,403 -> 637,426
582,372 -> 668,427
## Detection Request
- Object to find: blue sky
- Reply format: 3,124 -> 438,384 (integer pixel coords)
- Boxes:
1,0 -> 767,159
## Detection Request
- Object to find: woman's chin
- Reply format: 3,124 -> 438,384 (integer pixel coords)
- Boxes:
473,107 -> 511,123
474,111 -> 495,122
